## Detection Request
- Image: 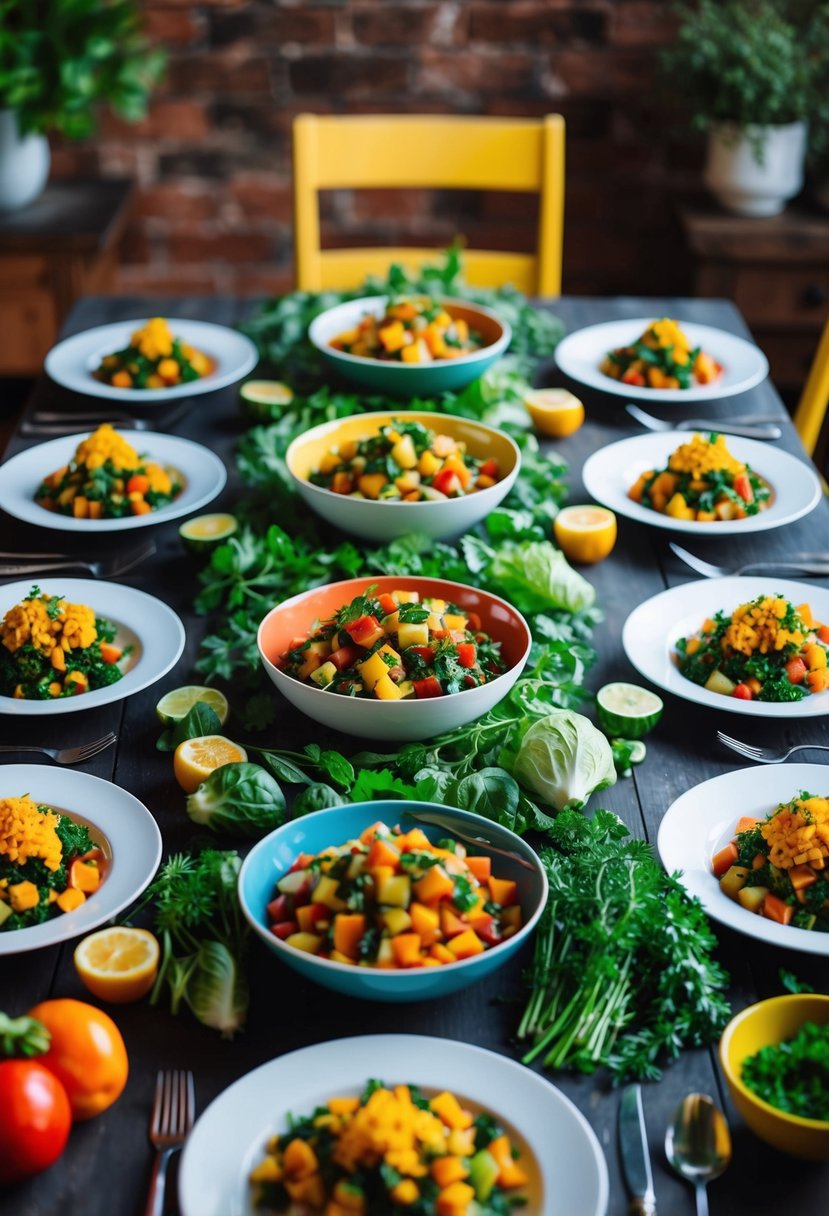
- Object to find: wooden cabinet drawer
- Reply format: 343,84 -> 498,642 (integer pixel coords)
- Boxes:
0,290 -> 56,375
733,265 -> 829,327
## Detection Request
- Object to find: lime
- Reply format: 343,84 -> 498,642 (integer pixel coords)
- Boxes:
239,380 -> 294,422
596,682 -> 663,739
628,740 -> 647,764
156,685 -> 229,727
179,513 -> 238,554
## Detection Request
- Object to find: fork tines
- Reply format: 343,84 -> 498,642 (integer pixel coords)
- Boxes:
716,731 -> 762,757
151,1069 -> 196,1142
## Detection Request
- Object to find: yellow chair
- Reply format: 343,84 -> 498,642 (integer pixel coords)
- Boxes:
794,314 -> 829,459
292,113 -> 565,296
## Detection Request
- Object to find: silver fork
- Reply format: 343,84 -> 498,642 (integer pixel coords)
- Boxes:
0,732 -> 117,765
717,731 -> 829,764
145,1069 -> 196,1216
21,412 -> 151,436
0,538 -> 157,579
626,403 -> 782,441
669,542 -> 829,579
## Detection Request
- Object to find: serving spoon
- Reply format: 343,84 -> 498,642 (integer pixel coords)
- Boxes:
665,1093 -> 731,1216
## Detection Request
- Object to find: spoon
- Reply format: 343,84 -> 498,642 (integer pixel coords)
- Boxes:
665,1093 -> 731,1216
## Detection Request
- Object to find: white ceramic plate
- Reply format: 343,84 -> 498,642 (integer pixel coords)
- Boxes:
555,317 -> 769,402
0,431 -> 226,532
582,432 -> 821,536
0,577 -> 185,716
0,764 -> 161,955
45,318 -> 258,403
623,577 -> 829,719
658,764 -> 829,956
178,1035 -> 608,1216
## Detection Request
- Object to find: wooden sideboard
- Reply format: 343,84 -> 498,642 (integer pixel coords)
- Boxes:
679,204 -> 829,399
0,179 -> 135,377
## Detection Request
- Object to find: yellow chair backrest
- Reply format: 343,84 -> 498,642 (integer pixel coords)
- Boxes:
292,113 -> 565,296
794,314 -> 829,459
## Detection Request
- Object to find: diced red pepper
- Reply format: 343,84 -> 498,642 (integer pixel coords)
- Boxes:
733,472 -> 753,503
289,852 -> 315,873
408,646 -> 435,663
270,920 -> 299,940
345,614 -> 384,647
467,612 -> 482,632
377,593 -> 398,616
477,920 -> 503,947
431,468 -> 462,497
622,368 -> 646,386
414,676 -> 443,699
786,657 -> 808,685
732,683 -> 753,700
288,636 -> 308,652
479,458 -> 499,479
330,643 -> 360,671
266,893 -> 292,922
456,643 -> 477,669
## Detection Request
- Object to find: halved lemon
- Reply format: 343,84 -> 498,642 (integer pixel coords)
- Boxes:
179,513 -> 238,554
524,388 -> 585,438
173,734 -> 248,793
156,685 -> 229,727
240,379 -> 294,422
74,927 -> 160,1004
553,504 -> 617,564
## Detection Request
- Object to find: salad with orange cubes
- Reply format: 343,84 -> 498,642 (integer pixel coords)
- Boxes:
601,318 -> 721,389
266,820 -> 523,968
329,297 -> 484,364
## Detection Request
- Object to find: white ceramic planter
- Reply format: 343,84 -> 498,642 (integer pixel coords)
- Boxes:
704,121 -> 807,217
0,108 -> 50,211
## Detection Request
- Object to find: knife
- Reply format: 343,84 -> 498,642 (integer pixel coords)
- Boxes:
619,1083 -> 656,1216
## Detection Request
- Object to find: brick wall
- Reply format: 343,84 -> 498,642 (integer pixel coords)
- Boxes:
51,0 -> 701,297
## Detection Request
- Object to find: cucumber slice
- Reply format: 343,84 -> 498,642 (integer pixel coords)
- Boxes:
628,740 -> 647,764
179,513 -> 238,554
239,380 -> 294,422
596,682 -> 663,739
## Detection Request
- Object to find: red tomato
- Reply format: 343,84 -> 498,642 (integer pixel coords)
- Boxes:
329,644 -> 360,671
0,1060 -> 72,1184
344,615 -> 384,647
456,643 -> 477,669
413,675 -> 443,699
479,458 -> 499,479
622,368 -> 646,386
732,683 -> 753,700
785,657 -> 808,685
733,472 -> 753,503
431,468 -> 462,497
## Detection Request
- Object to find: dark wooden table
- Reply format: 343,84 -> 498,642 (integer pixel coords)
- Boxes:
1,295 -> 828,1216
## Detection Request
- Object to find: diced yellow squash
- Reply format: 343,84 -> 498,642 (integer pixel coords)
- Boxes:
357,472 -> 389,500
398,621 -> 429,648
381,611 -> 401,633
382,907 -> 413,935
358,644 -> 400,690
443,613 -> 468,631
56,887 -> 86,913
391,434 -> 418,469
704,669 -> 736,696
310,660 -> 338,688
318,449 -> 342,475
392,591 -> 420,604
665,492 -> 695,521
312,874 -> 348,911
719,865 -> 750,901
737,886 -> 769,914
376,874 -> 411,908
418,450 -> 442,477
374,673 -> 405,700
9,880 -> 39,912
0,902 -> 12,927
284,931 -> 324,954
400,338 -> 429,364
396,680 -> 415,699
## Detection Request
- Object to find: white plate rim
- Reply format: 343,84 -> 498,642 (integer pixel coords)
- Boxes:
622,576 -> 829,718
658,763 -> 829,956
178,1034 -> 609,1216
0,577 -> 185,716
582,431 -> 822,536
555,317 -> 769,402
0,764 -> 161,955
0,431 -> 227,533
44,318 -> 259,403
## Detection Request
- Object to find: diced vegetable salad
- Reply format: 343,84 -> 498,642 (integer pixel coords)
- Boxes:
629,433 -> 769,523
329,297 -> 484,364
308,418 -> 504,502
250,1079 -> 529,1215
677,595 -> 829,702
93,316 -> 212,389
0,795 -> 104,931
713,795 -> 829,933
267,821 -> 523,967
0,586 -> 126,700
601,317 -> 721,389
35,424 -> 182,520
277,587 -> 506,700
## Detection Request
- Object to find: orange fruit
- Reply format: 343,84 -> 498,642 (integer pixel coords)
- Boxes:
553,505 -> 617,565
523,388 -> 585,437
28,998 -> 128,1120
173,734 -> 247,793
74,927 -> 160,1004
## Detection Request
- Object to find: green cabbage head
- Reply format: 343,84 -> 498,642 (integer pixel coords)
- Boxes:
513,710 -> 616,810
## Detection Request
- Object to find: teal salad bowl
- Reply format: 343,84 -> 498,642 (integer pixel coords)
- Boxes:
307,296 -> 511,398
238,801 -> 547,1003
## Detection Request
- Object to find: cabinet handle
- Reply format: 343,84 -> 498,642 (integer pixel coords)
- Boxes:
802,283 -> 827,308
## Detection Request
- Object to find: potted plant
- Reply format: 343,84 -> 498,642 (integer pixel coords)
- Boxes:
663,0 -> 829,217
0,0 -> 164,211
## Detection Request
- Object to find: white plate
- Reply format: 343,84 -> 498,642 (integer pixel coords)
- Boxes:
623,576 -> 829,718
658,764 -> 829,956
0,577 -> 185,716
582,432 -> 821,536
555,317 -> 769,402
45,318 -> 258,403
178,1035 -> 608,1216
0,764 -> 161,955
0,431 -> 226,532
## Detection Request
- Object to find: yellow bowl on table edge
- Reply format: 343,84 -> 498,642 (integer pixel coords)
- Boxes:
719,993 -> 829,1160
286,411 -> 520,542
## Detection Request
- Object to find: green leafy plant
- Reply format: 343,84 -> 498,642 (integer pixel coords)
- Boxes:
185,762 -> 286,838
662,1 -> 829,160
0,0 -> 164,137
